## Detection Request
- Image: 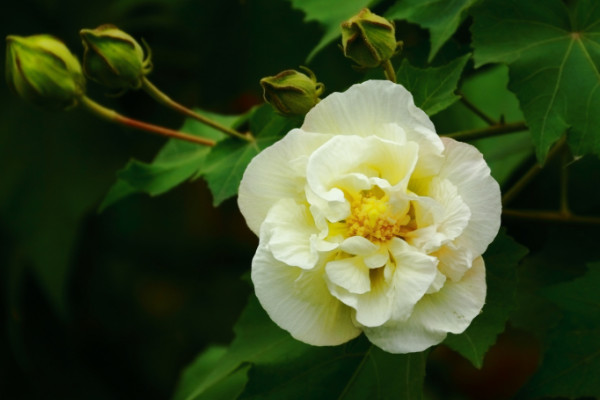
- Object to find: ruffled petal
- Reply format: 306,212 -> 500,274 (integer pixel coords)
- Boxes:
364,256 -> 486,353
325,257 -> 371,294
252,242 -> 361,346
387,238 -> 439,321
439,138 -> 502,255
261,199 -> 321,270
305,135 -> 419,221
238,129 -> 332,234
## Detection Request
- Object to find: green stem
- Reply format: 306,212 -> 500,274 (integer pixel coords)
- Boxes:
503,209 -> 600,225
443,121 -> 528,141
79,96 -> 216,146
501,136 -> 566,206
382,60 -> 396,83
142,77 -> 253,142
458,91 -> 497,126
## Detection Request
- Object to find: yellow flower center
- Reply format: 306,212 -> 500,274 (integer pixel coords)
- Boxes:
345,191 -> 410,242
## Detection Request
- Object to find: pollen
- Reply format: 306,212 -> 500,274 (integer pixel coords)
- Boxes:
346,191 -> 410,242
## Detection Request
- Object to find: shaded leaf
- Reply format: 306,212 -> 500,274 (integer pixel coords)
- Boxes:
172,346 -> 248,400
386,0 -> 478,62
99,111 -> 239,211
202,105 -> 301,205
444,231 -> 528,368
471,0 -> 600,161
288,0 -> 378,61
520,263 -> 600,399
396,54 -> 470,116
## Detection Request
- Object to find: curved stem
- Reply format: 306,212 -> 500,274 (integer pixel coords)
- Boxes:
458,91 -> 497,126
79,96 -> 216,146
142,78 -> 253,142
443,121 -> 528,141
382,60 -> 397,83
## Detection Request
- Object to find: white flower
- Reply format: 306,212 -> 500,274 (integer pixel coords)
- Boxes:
238,80 -> 501,353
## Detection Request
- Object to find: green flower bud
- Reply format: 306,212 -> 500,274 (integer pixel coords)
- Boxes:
260,67 -> 324,116
5,34 -> 85,110
79,24 -> 152,90
341,8 -> 397,68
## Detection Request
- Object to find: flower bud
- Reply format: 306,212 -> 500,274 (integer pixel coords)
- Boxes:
79,24 -> 152,90
5,34 -> 85,110
260,67 -> 324,116
341,9 -> 397,68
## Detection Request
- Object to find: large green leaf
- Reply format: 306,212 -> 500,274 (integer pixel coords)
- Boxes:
471,0 -> 600,161
99,111 -> 238,211
386,0 -> 479,62
172,293 -> 429,400
201,105 -> 301,205
288,0 -> 378,61
519,263 -> 600,399
396,54 -> 470,116
443,231 -> 528,368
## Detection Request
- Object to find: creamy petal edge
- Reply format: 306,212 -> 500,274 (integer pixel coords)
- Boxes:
237,130 -> 332,235
363,256 -> 486,353
251,241 -> 361,346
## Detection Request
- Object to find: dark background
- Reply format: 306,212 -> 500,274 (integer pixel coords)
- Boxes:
2,1 -> 597,399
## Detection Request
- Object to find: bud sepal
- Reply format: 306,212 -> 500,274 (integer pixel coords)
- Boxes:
260,67 -> 324,116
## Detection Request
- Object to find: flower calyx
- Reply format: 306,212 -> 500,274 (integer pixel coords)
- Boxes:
79,24 -> 152,91
5,34 -> 86,110
341,8 -> 398,69
260,66 -> 324,116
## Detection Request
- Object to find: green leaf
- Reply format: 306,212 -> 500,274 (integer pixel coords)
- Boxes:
201,105 -> 301,205
99,111 -> 238,211
288,0 -> 378,61
386,0 -> 479,62
174,292 -> 429,400
520,263 -> 600,399
240,340 -> 428,400
444,231 -> 528,369
171,294 -> 312,400
172,346 -> 249,400
471,0 -> 600,161
396,54 -> 470,116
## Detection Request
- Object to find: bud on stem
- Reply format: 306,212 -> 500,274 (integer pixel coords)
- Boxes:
260,67 -> 324,116
5,34 -> 85,110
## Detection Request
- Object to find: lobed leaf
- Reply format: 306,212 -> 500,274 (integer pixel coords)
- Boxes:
396,54 -> 470,116
288,0 -> 380,61
471,0 -> 600,161
386,0 -> 479,62
99,111 -> 238,211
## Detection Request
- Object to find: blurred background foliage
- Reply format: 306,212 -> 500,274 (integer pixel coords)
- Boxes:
1,0 -> 599,399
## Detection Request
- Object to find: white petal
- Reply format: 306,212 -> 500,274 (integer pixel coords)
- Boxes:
340,236 -> 379,255
363,316 -> 448,354
439,138 -> 502,255
387,238 -> 439,321
252,242 -> 361,346
302,80 -> 439,147
427,177 -> 471,241
302,80 -> 444,178
426,269 -> 447,294
238,129 -> 331,235
305,135 -> 419,222
325,257 -> 371,294
408,255 -> 486,334
435,242 -> 475,282
363,256 -> 486,353
261,199 -> 320,270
